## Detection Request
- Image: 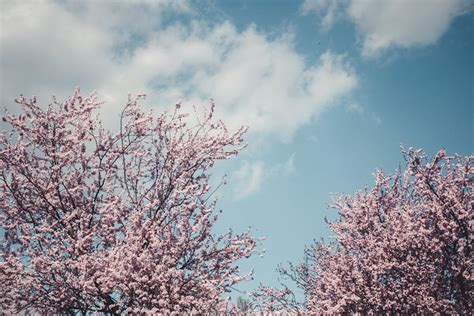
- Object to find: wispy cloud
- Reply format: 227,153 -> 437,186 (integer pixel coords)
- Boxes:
346,102 -> 364,115
345,103 -> 382,126
371,113 -> 382,126
301,0 -> 345,30
232,160 -> 265,199
232,153 -> 296,199
270,152 -> 297,177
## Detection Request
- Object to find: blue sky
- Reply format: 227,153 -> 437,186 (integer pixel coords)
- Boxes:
1,0 -> 473,300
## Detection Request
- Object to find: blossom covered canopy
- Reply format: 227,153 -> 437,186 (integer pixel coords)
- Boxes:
254,147 -> 473,314
0,89 -> 260,314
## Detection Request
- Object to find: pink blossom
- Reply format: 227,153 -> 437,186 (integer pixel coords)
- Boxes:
253,147 -> 473,314
0,89 -> 261,314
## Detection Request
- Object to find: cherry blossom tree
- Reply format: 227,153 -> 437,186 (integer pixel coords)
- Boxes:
253,147 -> 473,314
0,89 -> 260,314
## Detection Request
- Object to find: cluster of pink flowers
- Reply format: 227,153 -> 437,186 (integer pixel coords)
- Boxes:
254,147 -> 472,314
0,89 -> 261,314
1,88 -> 472,313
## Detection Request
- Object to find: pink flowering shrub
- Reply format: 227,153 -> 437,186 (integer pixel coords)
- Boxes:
0,89 -> 260,314
254,147 -> 473,314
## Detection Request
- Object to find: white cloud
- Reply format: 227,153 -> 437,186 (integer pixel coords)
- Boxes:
349,0 -> 470,57
301,0 -> 471,57
0,0 -> 191,112
101,23 -> 357,139
0,0 -> 115,102
1,0 -> 357,141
